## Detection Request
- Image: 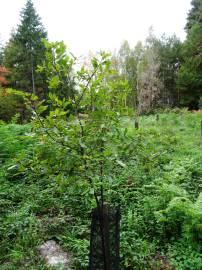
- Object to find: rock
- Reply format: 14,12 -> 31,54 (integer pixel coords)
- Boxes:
38,240 -> 71,270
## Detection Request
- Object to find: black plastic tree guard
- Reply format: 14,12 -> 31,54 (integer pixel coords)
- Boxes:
89,205 -> 121,270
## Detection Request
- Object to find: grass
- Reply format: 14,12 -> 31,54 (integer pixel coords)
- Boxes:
0,110 -> 201,269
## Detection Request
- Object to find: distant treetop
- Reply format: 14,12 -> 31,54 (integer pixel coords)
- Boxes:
185,0 -> 202,31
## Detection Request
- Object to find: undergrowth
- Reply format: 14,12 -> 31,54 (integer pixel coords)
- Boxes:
0,111 -> 201,269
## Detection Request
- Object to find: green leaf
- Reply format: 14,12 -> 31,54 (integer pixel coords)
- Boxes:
92,57 -> 98,68
37,105 -> 47,114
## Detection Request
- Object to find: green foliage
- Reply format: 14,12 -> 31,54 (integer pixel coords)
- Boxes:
37,40 -> 75,99
1,1 -> 202,268
113,0 -> 202,112
33,43 -> 131,210
0,124 -> 33,162
167,241 -> 202,270
177,22 -> 202,102
177,0 -> 202,102
3,0 -> 48,96
137,32 -> 182,114
185,0 -> 202,31
113,32 -> 182,114
1,111 -> 201,269
112,40 -> 142,108
155,195 -> 202,241
0,88 -> 30,123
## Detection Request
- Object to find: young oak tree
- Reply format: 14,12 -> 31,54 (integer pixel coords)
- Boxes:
22,40 -> 132,212
19,41 -> 132,268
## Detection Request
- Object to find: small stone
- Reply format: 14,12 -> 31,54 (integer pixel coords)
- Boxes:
38,240 -> 71,270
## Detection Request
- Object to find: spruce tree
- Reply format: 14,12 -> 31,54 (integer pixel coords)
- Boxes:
177,0 -> 202,103
4,0 -> 48,95
185,0 -> 202,31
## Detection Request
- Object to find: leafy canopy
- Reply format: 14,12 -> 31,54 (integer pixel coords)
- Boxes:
23,41 -> 131,206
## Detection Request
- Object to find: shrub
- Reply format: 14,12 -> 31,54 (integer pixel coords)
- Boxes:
0,88 -> 30,123
155,195 -> 202,242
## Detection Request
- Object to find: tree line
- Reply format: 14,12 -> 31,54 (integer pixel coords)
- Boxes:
0,0 -> 201,121
112,0 -> 202,113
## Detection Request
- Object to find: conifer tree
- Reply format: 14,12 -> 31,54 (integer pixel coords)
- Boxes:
178,0 -> 202,102
185,0 -> 202,31
4,0 -> 48,96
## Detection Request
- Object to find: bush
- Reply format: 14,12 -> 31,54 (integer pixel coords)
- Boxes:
0,88 -> 30,123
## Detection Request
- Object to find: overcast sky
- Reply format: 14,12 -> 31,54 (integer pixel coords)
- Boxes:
0,0 -> 191,55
